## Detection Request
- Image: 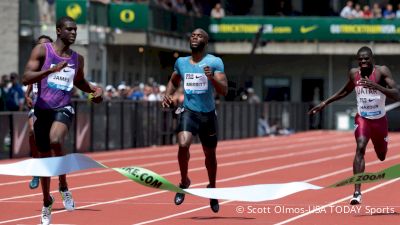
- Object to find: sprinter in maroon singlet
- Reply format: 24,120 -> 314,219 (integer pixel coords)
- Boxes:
22,17 -> 103,225
309,46 -> 400,205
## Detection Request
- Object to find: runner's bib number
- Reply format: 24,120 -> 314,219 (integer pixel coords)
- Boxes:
183,73 -> 208,94
47,64 -> 75,91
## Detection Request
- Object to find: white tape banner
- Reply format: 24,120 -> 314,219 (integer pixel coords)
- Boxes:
0,154 -> 104,176
1,154 -> 399,202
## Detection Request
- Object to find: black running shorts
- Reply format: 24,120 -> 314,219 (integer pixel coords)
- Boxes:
34,105 -> 74,152
177,107 -> 218,148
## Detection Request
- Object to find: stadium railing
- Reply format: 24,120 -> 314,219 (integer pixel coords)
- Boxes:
0,100 -> 311,159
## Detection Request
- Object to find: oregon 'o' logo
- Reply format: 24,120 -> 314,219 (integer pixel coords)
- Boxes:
66,3 -> 82,20
120,9 -> 135,23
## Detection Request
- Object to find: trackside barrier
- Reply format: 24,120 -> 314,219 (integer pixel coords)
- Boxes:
1,100 -> 313,159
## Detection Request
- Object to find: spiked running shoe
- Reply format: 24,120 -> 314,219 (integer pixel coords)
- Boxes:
207,185 -> 219,213
29,176 -> 40,189
350,191 -> 362,205
60,189 -> 75,211
40,195 -> 54,225
174,179 -> 191,205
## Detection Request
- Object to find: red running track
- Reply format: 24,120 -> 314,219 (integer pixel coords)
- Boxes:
0,130 -> 400,225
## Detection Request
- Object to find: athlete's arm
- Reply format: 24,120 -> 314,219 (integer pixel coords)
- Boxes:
204,66 -> 228,96
360,66 -> 400,101
22,44 -> 67,85
162,72 -> 181,108
204,57 -> 228,96
309,69 -> 356,115
74,55 -> 103,98
25,84 -> 33,109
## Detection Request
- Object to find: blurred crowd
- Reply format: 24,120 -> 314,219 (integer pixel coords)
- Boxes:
38,0 -> 228,24
102,81 -> 173,102
0,72 -> 264,112
0,73 -> 24,111
0,72 -> 187,112
37,0 -> 400,24
340,1 -> 400,19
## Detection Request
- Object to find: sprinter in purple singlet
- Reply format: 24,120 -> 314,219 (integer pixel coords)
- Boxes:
309,46 -> 400,205
22,17 -> 103,225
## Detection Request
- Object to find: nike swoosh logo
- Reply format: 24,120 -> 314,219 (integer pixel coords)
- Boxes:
14,122 -> 29,155
300,25 -> 318,34
77,120 -> 89,150
63,68 -> 71,73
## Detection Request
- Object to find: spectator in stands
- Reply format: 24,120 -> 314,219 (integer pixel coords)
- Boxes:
143,84 -> 153,101
276,0 -> 292,16
257,115 -> 270,136
246,88 -> 261,104
372,3 -> 382,18
383,4 -> 396,19
156,0 -> 173,10
5,73 -> 24,111
38,0 -> 55,24
362,5 -> 373,18
351,3 -> 363,18
0,74 -> 8,111
117,83 -> 130,99
159,84 -> 166,99
173,0 -> 187,14
396,3 -> 400,18
148,85 -> 161,102
104,85 -> 117,100
210,3 -> 225,19
340,1 -> 354,19
187,0 -> 203,17
129,83 -> 145,101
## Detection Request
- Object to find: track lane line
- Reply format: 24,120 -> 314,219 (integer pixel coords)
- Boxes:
274,178 -> 400,225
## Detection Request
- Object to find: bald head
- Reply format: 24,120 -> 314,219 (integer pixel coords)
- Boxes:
193,28 -> 209,42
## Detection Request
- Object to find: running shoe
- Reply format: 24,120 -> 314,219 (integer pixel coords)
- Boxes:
59,189 -> 75,211
174,179 -> 191,205
29,176 -> 40,189
350,191 -> 362,205
207,184 -> 219,213
40,195 -> 54,225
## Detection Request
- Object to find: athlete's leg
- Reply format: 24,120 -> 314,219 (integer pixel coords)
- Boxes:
175,109 -> 199,205
49,121 -> 69,189
200,136 -> 219,212
371,116 -> 388,161
199,112 -> 219,213
353,136 -> 368,193
177,131 -> 193,186
174,131 -> 193,205
34,111 -> 53,207
352,114 -> 370,202
28,113 -> 40,189
39,151 -> 53,206
202,146 -> 217,187
28,116 -> 38,158
199,136 -> 218,188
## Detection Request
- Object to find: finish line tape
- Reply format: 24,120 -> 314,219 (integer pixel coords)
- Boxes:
0,154 -> 399,202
